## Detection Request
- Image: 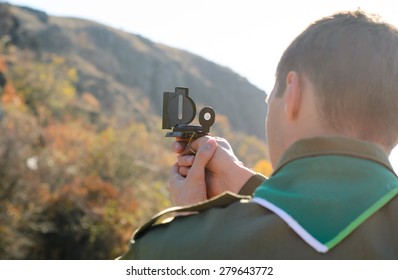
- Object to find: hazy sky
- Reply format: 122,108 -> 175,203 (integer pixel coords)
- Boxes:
5,0 -> 398,170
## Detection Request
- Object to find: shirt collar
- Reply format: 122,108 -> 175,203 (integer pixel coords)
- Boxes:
274,137 -> 395,176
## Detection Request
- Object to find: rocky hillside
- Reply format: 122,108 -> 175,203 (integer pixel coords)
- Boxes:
0,3 -> 267,139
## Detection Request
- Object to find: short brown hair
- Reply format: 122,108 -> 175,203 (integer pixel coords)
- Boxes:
276,10 -> 398,150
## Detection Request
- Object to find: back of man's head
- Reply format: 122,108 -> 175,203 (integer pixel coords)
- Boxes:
276,10 -> 398,151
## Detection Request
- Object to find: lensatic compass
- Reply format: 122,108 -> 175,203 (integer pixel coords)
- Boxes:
162,87 -> 216,140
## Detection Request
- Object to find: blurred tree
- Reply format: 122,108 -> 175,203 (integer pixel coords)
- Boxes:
25,176 -> 127,259
9,54 -> 78,124
0,105 -> 43,259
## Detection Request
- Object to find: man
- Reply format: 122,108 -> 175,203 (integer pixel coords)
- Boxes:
120,10 -> 398,259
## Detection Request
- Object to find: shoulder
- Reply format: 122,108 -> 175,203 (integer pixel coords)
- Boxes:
125,192 -> 296,259
133,192 -> 259,240
133,173 -> 268,242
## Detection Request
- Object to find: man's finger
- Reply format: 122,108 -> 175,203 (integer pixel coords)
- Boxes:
187,139 -> 217,180
179,166 -> 190,177
187,136 -> 214,154
172,141 -> 187,154
170,162 -> 184,181
177,155 -> 195,167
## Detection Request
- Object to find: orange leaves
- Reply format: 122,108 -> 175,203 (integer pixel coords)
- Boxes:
55,175 -> 119,210
1,81 -> 24,106
253,159 -> 273,177
0,56 -> 7,72
43,120 -> 94,160
42,174 -> 140,259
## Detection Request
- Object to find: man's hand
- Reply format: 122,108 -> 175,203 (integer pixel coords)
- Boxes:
168,138 -> 217,206
171,136 -> 255,201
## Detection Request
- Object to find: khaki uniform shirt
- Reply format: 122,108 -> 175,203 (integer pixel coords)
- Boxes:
120,137 -> 398,259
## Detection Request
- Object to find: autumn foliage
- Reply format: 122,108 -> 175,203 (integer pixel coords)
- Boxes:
0,45 -> 271,259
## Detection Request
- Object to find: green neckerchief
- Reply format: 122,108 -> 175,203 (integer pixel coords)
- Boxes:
253,137 -> 398,253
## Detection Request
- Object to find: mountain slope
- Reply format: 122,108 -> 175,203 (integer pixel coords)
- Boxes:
0,3 -> 267,139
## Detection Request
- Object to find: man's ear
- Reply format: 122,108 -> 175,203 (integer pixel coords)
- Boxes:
284,71 -> 302,121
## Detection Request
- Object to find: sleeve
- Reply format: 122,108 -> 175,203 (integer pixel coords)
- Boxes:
238,173 -> 267,196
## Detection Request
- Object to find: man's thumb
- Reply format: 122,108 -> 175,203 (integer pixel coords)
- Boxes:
188,138 -> 217,179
